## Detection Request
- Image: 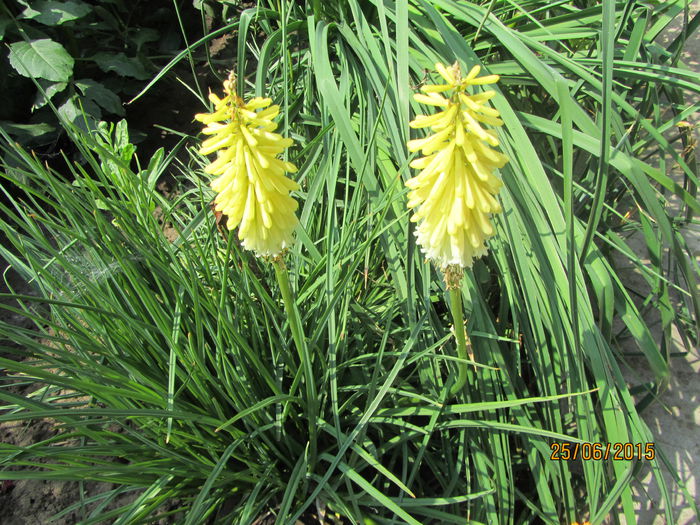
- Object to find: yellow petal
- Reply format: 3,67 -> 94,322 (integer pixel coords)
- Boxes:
420,83 -> 452,93
435,62 -> 455,84
413,93 -> 449,107
470,91 -> 497,103
469,74 -> 499,85
409,106 -> 455,129
244,97 -> 272,110
465,65 -> 481,81
240,124 -> 258,147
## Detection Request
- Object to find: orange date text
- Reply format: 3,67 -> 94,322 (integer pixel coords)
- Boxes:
549,442 -> 655,461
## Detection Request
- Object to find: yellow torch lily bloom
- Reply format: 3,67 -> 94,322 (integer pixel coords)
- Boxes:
195,72 -> 299,257
406,62 -> 508,268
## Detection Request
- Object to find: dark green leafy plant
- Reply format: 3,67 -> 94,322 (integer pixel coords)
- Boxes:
0,0 -> 197,155
1,0 -> 698,523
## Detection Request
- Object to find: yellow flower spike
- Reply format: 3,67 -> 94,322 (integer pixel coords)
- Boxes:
195,72 -> 299,257
406,61 -> 508,269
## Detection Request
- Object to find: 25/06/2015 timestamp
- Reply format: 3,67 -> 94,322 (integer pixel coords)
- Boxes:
550,442 -> 655,461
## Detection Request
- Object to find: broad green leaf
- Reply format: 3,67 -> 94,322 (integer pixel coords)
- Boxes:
92,52 -> 150,80
75,79 -> 124,115
130,28 -> 159,51
0,121 -> 55,139
20,0 -> 91,26
32,80 -> 68,110
57,96 -> 99,131
8,39 -> 74,82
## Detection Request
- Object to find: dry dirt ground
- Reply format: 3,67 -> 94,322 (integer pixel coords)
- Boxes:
1,6 -> 699,525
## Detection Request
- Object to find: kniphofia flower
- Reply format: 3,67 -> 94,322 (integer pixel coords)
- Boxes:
195,73 -> 299,257
406,62 -> 508,268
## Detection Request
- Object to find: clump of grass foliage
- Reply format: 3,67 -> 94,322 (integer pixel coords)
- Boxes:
1,1 -> 699,523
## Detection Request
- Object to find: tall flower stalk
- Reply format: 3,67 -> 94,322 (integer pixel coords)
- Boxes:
407,62 -> 508,397
196,73 -> 317,466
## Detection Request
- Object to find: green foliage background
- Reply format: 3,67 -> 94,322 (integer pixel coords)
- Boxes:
1,0 -> 698,523
1,0 -> 197,150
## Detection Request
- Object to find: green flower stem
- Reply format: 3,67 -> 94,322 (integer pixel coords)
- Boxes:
311,0 -> 322,19
445,266 -> 469,398
273,257 -> 317,467
448,287 -> 469,398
